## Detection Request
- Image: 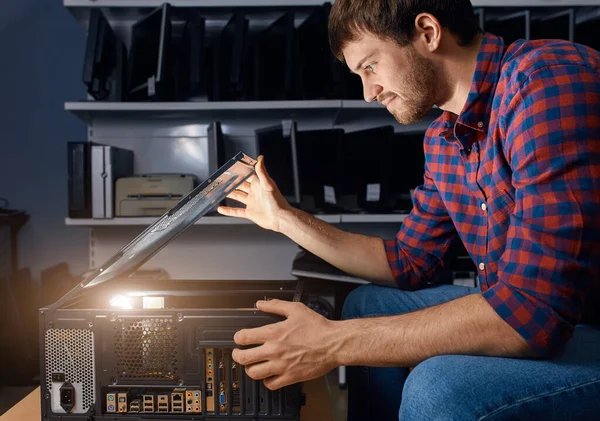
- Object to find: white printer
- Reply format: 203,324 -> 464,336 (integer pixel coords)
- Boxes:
115,174 -> 198,217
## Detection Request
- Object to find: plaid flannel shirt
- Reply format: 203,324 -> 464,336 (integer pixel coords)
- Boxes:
385,33 -> 600,357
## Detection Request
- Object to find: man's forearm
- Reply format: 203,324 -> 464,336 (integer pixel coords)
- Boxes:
278,206 -> 395,285
331,293 -> 533,367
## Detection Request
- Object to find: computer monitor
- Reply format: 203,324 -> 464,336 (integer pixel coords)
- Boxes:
296,4 -> 343,99
210,13 -> 250,101
339,126 -> 395,213
296,128 -> 345,213
174,13 -> 207,101
82,9 -> 127,101
254,11 -> 297,100
388,132 -> 426,212
575,14 -> 600,51
486,10 -> 531,46
531,9 -> 574,42
127,3 -> 173,101
255,123 -> 300,205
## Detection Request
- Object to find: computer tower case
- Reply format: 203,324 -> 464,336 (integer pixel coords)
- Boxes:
40,153 -> 305,420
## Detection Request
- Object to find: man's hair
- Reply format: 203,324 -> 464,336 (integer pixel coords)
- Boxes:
328,0 -> 481,62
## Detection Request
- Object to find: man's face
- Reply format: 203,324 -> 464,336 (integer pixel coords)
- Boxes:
342,32 -> 438,125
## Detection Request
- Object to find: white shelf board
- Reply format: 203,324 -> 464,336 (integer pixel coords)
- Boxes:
64,0 -> 600,7
65,100 -> 344,125
65,214 -> 343,226
340,214 -> 408,223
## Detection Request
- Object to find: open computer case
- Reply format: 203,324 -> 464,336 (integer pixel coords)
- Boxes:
39,153 -> 305,420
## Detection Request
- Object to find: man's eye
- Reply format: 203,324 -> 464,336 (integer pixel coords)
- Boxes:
365,63 -> 375,72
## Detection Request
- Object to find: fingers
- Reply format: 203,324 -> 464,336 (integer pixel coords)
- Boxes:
226,190 -> 248,204
244,361 -> 284,381
234,324 -> 278,346
232,345 -> 273,366
237,181 -> 251,194
263,375 -> 294,391
255,299 -> 296,317
255,156 -> 275,192
217,206 -> 246,218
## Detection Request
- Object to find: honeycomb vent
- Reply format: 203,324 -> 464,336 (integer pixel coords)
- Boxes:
114,318 -> 178,380
45,329 -> 95,411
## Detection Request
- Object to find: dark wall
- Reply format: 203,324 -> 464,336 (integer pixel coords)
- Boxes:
0,1 -> 89,280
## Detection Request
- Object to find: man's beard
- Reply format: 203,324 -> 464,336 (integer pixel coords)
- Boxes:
389,45 -> 438,125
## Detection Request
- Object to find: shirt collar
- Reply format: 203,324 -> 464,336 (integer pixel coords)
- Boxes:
440,33 -> 506,144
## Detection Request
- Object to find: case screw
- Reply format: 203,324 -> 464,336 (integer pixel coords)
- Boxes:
44,393 -> 49,399
48,322 -> 54,329
88,322 -> 93,328
110,313 -> 117,322
177,313 -> 183,322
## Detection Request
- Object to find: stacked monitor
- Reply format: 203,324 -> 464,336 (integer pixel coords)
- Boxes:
254,11 -> 298,100
486,10 -> 531,46
254,122 -> 426,215
127,3 -> 173,101
82,9 -> 128,101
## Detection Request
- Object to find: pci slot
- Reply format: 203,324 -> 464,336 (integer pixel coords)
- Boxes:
232,360 -> 241,414
205,348 -> 215,412
218,349 -> 228,413
106,393 -> 117,413
186,390 -> 202,413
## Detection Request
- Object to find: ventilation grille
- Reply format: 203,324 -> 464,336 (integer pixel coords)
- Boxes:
114,318 -> 178,380
45,329 -> 95,411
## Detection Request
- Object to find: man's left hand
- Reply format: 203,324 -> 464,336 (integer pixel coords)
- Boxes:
232,299 -> 340,390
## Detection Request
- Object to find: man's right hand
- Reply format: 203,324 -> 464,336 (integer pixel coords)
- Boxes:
217,155 -> 291,232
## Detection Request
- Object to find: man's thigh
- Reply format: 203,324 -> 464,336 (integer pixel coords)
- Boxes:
400,325 -> 600,421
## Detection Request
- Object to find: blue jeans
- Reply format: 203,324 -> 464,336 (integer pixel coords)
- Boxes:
342,284 -> 600,421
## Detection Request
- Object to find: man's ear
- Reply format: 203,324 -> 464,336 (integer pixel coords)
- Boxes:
414,13 -> 442,53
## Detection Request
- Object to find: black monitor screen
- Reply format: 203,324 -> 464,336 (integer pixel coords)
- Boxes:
174,14 -> 206,101
531,9 -> 574,42
128,4 -> 172,99
486,11 -> 530,46
388,132 -> 425,210
211,13 -> 250,101
296,128 -> 344,211
255,125 -> 296,200
340,126 -> 394,211
575,16 -> 600,51
82,9 -> 127,101
255,12 -> 296,100
297,4 -> 340,99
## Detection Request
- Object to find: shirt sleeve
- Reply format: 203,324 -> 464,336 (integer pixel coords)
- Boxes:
384,164 -> 458,290
482,63 -> 600,357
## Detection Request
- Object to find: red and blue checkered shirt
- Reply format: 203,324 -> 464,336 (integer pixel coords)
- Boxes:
385,33 -> 600,357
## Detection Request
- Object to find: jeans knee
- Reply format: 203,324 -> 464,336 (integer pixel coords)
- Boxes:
341,284 -> 386,320
400,356 -> 467,420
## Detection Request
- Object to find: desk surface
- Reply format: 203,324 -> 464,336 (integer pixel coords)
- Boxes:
0,379 -> 331,421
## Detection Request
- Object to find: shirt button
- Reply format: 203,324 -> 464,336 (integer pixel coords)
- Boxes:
477,121 -> 484,128
481,203 -> 487,212
479,262 -> 486,271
